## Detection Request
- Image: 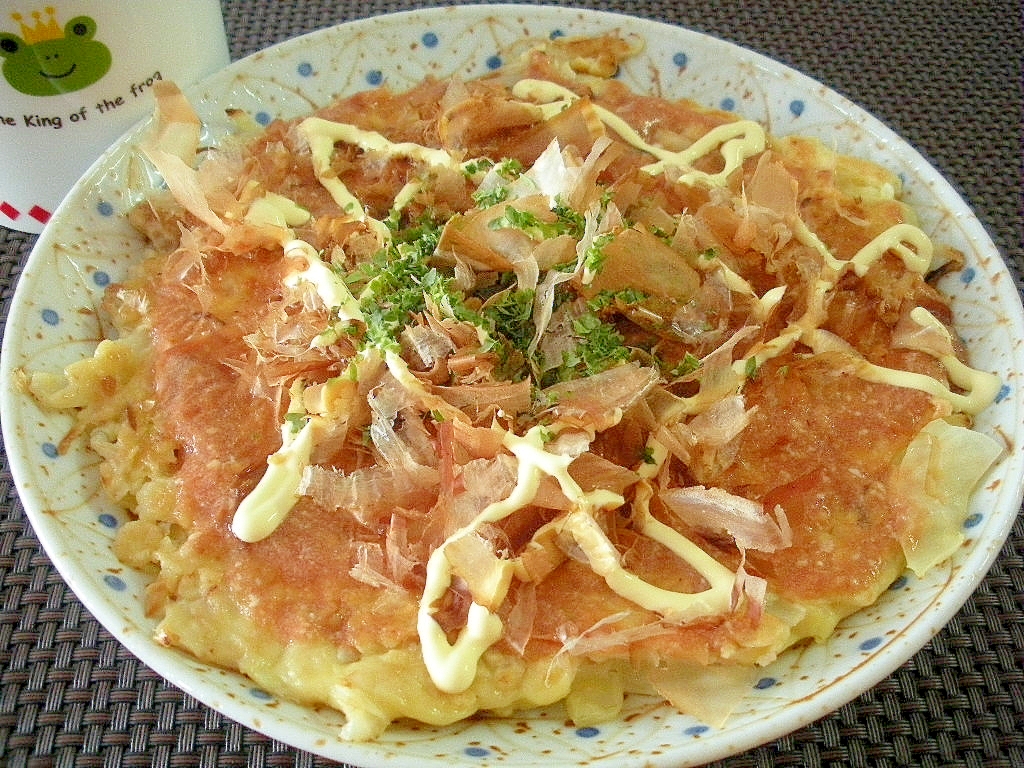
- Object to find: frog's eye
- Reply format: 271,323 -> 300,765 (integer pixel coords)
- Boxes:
64,16 -> 97,40
0,34 -> 22,57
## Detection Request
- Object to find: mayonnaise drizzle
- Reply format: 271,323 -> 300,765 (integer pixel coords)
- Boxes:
561,494 -> 734,623
229,77 -> 1001,700
300,116 -> 458,170
855,307 -> 1001,415
847,223 -> 934,277
511,79 -> 766,188
297,119 -> 367,218
231,382 -> 317,543
510,77 -> 969,412
298,116 -> 463,243
244,191 -> 311,232
282,239 -> 364,325
794,218 -> 935,277
641,120 -> 766,187
419,421 -> 746,692
418,425 -> 586,692
732,217 -> 997,414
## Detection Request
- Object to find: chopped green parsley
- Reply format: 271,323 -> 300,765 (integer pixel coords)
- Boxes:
545,311 -> 630,385
670,352 -> 702,378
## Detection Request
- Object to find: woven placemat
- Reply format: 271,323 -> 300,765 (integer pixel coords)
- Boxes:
2,1 -> 1021,766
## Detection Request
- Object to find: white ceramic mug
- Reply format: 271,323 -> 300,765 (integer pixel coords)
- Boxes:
0,1 -> 230,233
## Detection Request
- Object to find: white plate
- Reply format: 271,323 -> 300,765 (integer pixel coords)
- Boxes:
3,6 -> 1023,767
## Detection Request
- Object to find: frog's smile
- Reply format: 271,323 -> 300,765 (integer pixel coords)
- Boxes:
40,63 -> 77,79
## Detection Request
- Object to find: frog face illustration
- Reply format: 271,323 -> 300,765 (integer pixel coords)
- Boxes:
1,9 -> 112,96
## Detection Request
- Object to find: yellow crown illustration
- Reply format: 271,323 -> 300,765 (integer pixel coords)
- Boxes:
11,7 -> 63,45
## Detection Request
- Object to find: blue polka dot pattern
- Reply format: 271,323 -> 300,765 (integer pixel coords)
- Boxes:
859,637 -> 883,651
575,726 -> 600,738
41,442 -> 58,459
98,513 -> 118,529
996,384 -> 1011,403
964,512 -> 983,529
97,201 -> 114,217
486,55 -> 502,70
422,31 -> 439,47
103,574 -> 127,591
255,111 -> 272,127
960,266 -> 977,284
673,51 -> 687,68
41,308 -> 59,326
366,69 -> 384,86
93,271 -> 110,287
721,97 -> 735,111
464,746 -> 490,757
684,724 -> 710,736
297,62 -> 314,77
754,677 -> 777,689
790,99 -> 805,117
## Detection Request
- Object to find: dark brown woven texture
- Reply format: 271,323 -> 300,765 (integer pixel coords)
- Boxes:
1,1 -> 1021,766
